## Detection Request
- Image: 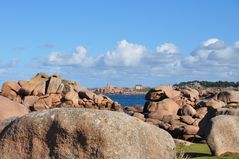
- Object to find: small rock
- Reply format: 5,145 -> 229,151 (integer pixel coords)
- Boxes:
196,107 -> 208,119
33,96 -> 52,111
18,80 -> 27,87
145,85 -> 180,101
1,81 -> 21,100
180,115 -> 195,125
32,82 -> 46,96
145,118 -> 164,125
78,91 -> 95,100
46,77 -> 62,94
133,112 -> 145,121
183,125 -> 199,135
174,139 -> 192,146
23,96 -> 39,108
64,90 -> 79,106
181,105 -> 197,116
19,73 -> 49,95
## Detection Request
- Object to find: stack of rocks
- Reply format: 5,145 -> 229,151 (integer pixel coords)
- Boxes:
125,85 -> 230,142
1,73 -> 122,112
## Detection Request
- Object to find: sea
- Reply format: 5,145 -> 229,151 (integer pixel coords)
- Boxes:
107,94 -> 146,107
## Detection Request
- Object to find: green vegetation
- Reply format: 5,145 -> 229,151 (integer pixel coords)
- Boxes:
174,81 -> 239,88
176,143 -> 239,159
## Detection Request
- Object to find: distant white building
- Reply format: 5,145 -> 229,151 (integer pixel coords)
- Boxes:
135,84 -> 144,90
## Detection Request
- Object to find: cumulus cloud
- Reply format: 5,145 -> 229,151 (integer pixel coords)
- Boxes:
47,46 -> 94,67
184,38 -> 239,66
181,38 -> 239,81
38,38 -> 239,87
103,40 -> 146,66
202,38 -> 225,48
156,43 -> 179,54
208,47 -> 235,61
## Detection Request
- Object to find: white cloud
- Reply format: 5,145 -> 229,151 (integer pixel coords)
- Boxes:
47,46 -> 94,67
208,47 -> 235,61
103,40 -> 146,66
183,55 -> 198,65
202,38 -> 220,47
234,41 -> 239,48
185,38 -> 239,65
182,38 -> 239,82
48,52 -> 63,63
156,43 -> 179,54
38,38 -> 239,87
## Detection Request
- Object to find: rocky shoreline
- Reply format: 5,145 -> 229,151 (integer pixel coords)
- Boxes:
0,73 -> 122,112
125,85 -> 239,156
0,73 -> 239,158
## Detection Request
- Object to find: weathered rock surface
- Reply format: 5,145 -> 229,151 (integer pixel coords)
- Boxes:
46,76 -> 62,94
180,115 -> 195,125
132,112 -> 145,121
1,81 -> 21,101
145,85 -> 180,101
0,96 -> 28,128
198,99 -> 226,109
217,90 -> 239,105
183,125 -> 199,135
216,108 -> 239,116
23,96 -> 40,108
181,105 -> 196,116
207,115 -> 239,156
144,98 -> 179,114
0,108 -> 176,159
19,72 -> 49,95
128,85 -> 235,142
181,87 -> 199,102
195,107 -> 208,119
174,139 -> 192,146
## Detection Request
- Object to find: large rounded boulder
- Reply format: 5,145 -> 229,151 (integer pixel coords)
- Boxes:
145,85 -> 180,101
198,99 -> 226,109
144,98 -> 179,114
207,115 -> 239,156
0,108 -> 175,159
217,90 -> 239,105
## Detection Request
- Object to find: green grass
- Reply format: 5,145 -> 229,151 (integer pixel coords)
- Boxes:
176,143 -> 239,159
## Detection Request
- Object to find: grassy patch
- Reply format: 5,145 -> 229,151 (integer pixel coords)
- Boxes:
176,143 -> 239,159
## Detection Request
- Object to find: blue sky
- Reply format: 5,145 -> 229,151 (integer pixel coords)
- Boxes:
0,0 -> 239,88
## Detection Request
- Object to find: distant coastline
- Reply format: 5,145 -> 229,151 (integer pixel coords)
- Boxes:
92,84 -> 150,95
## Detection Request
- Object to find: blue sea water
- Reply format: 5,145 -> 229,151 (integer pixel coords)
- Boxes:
107,94 -> 146,107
